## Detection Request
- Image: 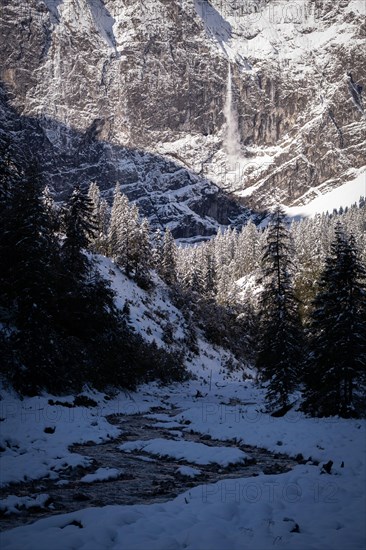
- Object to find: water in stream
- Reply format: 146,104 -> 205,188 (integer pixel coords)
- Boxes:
0,407 -> 298,531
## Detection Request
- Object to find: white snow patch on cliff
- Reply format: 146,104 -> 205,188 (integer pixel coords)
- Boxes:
194,0 -> 363,65
43,0 -> 63,21
347,0 -> 366,16
88,0 -> 117,50
285,168 -> 366,218
194,0 -> 233,58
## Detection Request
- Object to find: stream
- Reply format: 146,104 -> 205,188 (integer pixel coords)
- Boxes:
0,406 -> 298,531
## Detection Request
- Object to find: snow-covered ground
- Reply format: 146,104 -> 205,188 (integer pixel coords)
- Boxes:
0,378 -> 365,550
0,262 -> 365,549
0,494 -> 51,516
0,391 -> 120,488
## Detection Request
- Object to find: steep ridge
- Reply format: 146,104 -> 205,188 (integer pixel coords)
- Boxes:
0,84 -> 249,239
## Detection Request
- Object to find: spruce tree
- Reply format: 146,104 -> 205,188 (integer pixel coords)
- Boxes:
200,244 -> 217,298
58,186 -> 100,383
120,202 -> 140,276
303,224 -> 366,417
234,221 -> 260,278
132,217 -> 152,282
216,262 -> 236,306
159,228 -> 177,285
108,182 -> 123,259
62,185 -> 97,274
152,228 -> 164,271
59,185 -> 137,388
87,181 -> 108,254
256,206 -> 303,411
0,162 -> 63,393
41,185 -> 59,235
0,148 -> 22,317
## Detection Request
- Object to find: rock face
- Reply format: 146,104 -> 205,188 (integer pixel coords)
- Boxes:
0,0 -> 365,235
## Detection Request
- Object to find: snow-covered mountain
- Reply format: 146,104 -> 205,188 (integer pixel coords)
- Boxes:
0,0 -> 365,237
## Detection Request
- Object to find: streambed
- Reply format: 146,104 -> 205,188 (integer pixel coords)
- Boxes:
0,407 -> 298,531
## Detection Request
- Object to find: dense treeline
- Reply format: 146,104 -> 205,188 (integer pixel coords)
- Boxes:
0,152 -> 186,395
175,206 -> 366,417
175,203 -> 366,310
1,146 -> 365,416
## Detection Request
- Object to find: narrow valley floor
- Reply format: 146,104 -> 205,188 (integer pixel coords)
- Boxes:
0,378 -> 365,549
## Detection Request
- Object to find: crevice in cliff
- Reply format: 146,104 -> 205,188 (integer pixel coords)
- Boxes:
328,109 -> 344,149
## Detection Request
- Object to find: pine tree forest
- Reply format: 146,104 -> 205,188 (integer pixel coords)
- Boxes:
1,152 -> 365,417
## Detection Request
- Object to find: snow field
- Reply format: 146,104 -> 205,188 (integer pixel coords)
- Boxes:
285,168 -> 366,218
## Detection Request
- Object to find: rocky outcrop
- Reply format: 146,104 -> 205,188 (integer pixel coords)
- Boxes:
0,83 -> 247,239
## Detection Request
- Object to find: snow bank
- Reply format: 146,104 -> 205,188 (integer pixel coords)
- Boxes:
80,468 -> 122,484
2,465 -> 365,550
119,438 -> 248,467
176,466 -> 202,478
0,390 -> 123,487
0,494 -> 50,516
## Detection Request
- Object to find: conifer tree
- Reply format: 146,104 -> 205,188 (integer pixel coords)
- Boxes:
234,221 -> 260,278
132,217 -> 152,280
303,224 -> 366,417
62,185 -> 97,274
87,181 -> 108,254
58,185 -> 102,383
216,262 -> 236,305
41,185 -> 59,232
159,228 -> 177,285
108,183 -> 123,259
59,185 -> 136,388
152,228 -> 164,271
200,244 -> 217,298
188,247 -> 206,296
175,245 -> 194,292
120,201 -> 140,276
256,206 -> 303,410
0,163 -> 63,392
0,148 -> 22,316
